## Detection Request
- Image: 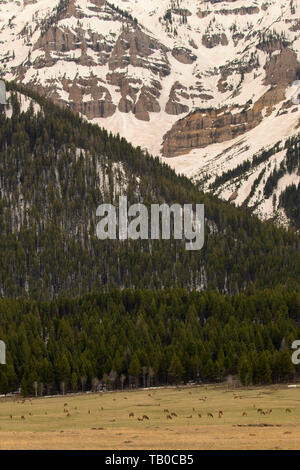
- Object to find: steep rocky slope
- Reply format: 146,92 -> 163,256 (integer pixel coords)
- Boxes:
0,0 -> 300,224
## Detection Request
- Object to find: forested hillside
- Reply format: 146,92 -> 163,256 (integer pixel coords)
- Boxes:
1,82 -> 300,299
0,288 -> 299,395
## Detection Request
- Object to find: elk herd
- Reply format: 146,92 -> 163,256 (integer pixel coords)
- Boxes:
5,390 -> 296,425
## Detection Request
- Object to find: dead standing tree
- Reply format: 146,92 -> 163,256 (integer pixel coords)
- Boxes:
80,376 -> 87,393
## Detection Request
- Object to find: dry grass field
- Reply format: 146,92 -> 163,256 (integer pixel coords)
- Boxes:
0,384 -> 300,450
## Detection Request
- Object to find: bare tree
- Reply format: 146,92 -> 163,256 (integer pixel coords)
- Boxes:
109,370 -> 117,390
148,367 -> 155,387
142,366 -> 147,388
80,376 -> 87,393
33,381 -> 38,398
102,373 -> 109,390
91,377 -> 100,392
120,373 -> 126,391
60,381 -> 65,396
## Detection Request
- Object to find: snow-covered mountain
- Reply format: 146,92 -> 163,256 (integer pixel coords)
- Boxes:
0,0 -> 300,224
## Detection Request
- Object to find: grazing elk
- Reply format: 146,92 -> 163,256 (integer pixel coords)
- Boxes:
286,408 -> 292,413
166,415 -> 172,420
142,415 -> 149,420
207,413 -> 213,418
129,412 -> 134,418
242,412 -> 247,417
171,412 -> 177,417
198,413 -> 202,418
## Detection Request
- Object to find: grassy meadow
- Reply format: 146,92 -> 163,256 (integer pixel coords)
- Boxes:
0,384 -> 299,449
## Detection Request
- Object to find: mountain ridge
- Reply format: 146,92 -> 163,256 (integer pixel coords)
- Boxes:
1,0 -> 300,224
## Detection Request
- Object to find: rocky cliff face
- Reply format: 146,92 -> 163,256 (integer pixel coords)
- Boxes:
162,48 -> 300,157
0,0 -> 300,224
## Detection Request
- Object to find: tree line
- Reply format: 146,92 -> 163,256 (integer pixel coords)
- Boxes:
0,288 -> 299,396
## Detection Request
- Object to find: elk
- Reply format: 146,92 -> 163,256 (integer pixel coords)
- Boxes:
218,411 -> 223,418
88,410 -> 91,414
129,412 -> 134,417
137,417 -> 143,421
166,415 -> 172,420
9,414 -> 12,420
207,412 -> 213,418
242,412 -> 247,417
64,403 -> 68,407
286,408 -> 292,413
163,409 -> 169,413
186,415 -> 192,419
66,413 -> 71,417
198,413 -> 202,418
171,412 -> 177,417
21,416 -> 25,420
142,415 -> 149,420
